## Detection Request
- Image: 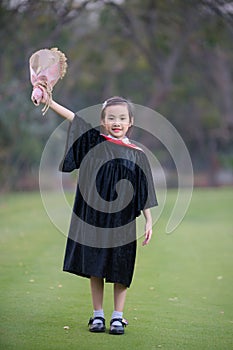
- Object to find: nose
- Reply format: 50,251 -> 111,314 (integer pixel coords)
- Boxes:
113,119 -> 120,126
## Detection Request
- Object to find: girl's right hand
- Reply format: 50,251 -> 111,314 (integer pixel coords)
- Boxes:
32,86 -> 74,121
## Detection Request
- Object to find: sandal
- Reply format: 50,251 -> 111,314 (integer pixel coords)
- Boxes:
109,318 -> 128,335
88,317 -> 106,333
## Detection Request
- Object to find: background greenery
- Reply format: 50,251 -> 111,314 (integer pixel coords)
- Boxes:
0,0 -> 233,190
0,189 -> 232,349
1,3 -> 232,348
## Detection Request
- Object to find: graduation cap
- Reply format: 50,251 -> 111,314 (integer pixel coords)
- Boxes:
29,47 -> 67,115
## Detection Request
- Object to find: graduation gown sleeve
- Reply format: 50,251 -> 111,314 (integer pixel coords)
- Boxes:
59,113 -> 103,172
136,150 -> 158,211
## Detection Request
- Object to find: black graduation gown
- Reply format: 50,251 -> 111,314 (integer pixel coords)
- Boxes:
60,114 -> 158,287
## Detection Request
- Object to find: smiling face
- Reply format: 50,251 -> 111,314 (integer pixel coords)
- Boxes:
101,104 -> 133,139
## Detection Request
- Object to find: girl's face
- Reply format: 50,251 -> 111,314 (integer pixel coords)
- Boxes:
101,104 -> 133,140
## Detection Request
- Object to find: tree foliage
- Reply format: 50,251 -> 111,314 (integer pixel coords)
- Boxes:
0,0 -> 233,190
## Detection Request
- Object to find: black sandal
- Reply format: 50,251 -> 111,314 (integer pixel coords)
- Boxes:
88,317 -> 106,333
109,318 -> 128,335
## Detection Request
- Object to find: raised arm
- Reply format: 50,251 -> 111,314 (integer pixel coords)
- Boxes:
36,84 -> 75,121
49,100 -> 75,121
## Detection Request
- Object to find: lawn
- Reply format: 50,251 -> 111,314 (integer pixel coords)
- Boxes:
0,189 -> 232,350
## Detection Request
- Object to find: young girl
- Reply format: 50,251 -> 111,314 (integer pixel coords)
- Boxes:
39,95 -> 158,335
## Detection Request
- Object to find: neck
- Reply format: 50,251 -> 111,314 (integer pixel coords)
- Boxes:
107,134 -> 128,140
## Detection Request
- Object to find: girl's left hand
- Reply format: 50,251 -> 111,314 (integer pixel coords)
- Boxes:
142,224 -> 153,246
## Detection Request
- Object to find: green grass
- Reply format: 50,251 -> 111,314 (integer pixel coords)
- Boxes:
0,189 -> 233,350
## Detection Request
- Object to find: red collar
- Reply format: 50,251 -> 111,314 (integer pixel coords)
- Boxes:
101,134 -> 143,151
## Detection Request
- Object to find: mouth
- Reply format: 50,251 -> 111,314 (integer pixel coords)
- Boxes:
112,128 -> 122,132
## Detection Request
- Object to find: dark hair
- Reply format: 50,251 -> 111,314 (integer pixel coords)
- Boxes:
101,96 -> 134,122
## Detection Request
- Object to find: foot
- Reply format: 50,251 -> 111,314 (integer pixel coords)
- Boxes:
88,317 -> 106,333
109,318 -> 128,335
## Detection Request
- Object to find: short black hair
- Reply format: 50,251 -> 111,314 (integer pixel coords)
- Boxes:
101,96 -> 134,121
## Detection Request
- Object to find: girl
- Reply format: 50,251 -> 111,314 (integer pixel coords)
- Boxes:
39,95 -> 158,335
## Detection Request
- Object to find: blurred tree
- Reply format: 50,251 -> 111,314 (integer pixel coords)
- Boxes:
97,0 -> 233,184
0,0 -> 232,190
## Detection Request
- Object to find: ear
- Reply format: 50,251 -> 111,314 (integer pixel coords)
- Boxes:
129,116 -> 134,127
101,119 -> 105,126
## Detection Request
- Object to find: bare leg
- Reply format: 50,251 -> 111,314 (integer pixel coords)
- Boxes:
89,276 -> 105,332
90,276 -> 104,310
114,283 -> 127,312
109,283 -> 128,333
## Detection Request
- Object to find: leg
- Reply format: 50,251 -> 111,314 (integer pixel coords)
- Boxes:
90,276 -> 104,310
110,283 -> 128,334
114,282 -> 127,312
89,276 -> 105,332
